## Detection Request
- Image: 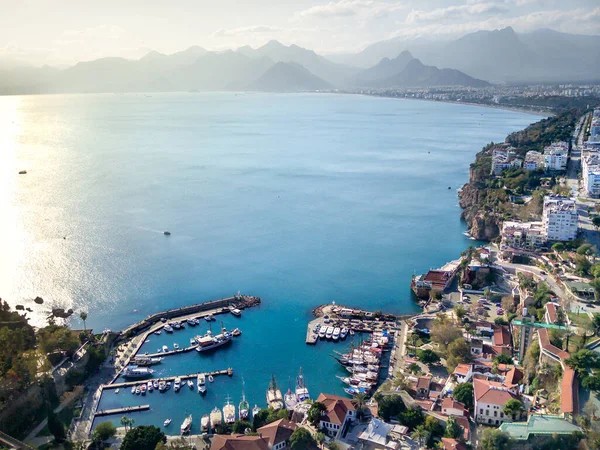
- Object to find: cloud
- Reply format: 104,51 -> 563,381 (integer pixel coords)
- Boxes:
298,0 -> 405,19
212,25 -> 283,38
405,3 -> 510,24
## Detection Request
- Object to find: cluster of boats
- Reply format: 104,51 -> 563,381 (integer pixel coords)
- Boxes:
267,369 -> 310,411
315,324 -> 352,341
333,329 -> 391,396
127,372 -> 214,395
157,315 -> 216,334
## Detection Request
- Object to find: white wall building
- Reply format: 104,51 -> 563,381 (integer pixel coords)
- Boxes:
491,147 -> 522,175
474,378 -> 523,426
524,151 -> 544,171
543,142 -> 569,171
582,152 -> 600,198
501,221 -> 545,250
542,196 -> 578,242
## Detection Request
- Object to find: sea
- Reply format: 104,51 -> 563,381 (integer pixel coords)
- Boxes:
0,92 -> 541,433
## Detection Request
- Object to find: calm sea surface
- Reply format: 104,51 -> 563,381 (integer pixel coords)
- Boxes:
0,92 -> 540,433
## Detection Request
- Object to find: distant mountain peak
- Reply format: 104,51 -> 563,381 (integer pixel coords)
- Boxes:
261,40 -> 287,50
140,50 -> 165,61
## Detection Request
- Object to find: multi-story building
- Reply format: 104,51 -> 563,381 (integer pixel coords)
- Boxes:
500,221 -> 545,250
543,142 -> 569,171
523,151 -> 544,171
491,147 -> 522,175
315,393 -> 356,439
542,196 -> 578,242
582,152 -> 600,198
589,108 -> 600,145
474,377 -> 522,426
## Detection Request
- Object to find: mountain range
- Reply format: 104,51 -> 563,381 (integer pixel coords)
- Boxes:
0,27 -> 598,94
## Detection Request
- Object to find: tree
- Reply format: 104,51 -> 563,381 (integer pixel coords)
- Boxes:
80,311 -> 88,332
452,383 -> 474,409
120,416 -> 135,432
316,432 -> 326,448
410,425 -> 429,447
424,415 -> 443,438
93,421 -> 116,442
446,338 -> 471,372
47,408 -> 66,442
552,242 -> 565,253
327,443 -> 340,450
431,314 -> 462,350
232,420 -> 251,434
503,398 -> 524,420
120,425 -> 166,450
577,243 -> 596,256
399,408 -> 424,430
407,363 -> 422,375
574,254 -> 592,276
444,416 -> 461,439
416,349 -> 440,364
377,395 -> 406,422
289,428 -> 316,450
593,216 -> 600,230
307,402 -> 327,427
352,393 -> 368,421
494,354 -> 513,365
481,428 -> 512,450
454,304 -> 467,321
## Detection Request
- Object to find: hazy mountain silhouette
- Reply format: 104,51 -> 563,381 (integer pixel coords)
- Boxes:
350,51 -> 415,86
244,61 -> 331,92
372,58 -> 489,88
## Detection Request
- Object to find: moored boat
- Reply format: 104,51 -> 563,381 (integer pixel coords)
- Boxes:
340,328 -> 348,339
195,329 -> 232,353
162,345 -> 169,352
266,374 -> 284,410
252,405 -> 261,417
180,414 -> 192,434
201,414 -> 210,432
229,306 -> 242,316
326,327 -> 334,339
164,325 -> 173,333
164,418 -> 171,427
295,367 -> 310,402
197,373 -> 207,394
332,327 -> 341,341
174,377 -> 181,392
239,390 -> 250,420
232,328 -> 242,337
223,397 -> 236,424
318,327 -> 327,339
205,314 -> 214,322
123,366 -> 154,379
210,407 -> 222,428
188,380 -> 194,389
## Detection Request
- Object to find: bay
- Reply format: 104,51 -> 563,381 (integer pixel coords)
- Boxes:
0,92 -> 540,433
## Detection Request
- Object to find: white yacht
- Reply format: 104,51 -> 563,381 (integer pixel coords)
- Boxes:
174,377 -> 181,392
295,367 -> 310,402
223,398 -> 236,424
122,366 -> 154,379
164,418 -> 171,427
162,345 -> 168,352
180,414 -> 192,434
325,326 -> 334,339
340,328 -> 349,339
197,373 -> 207,394
332,327 -> 341,341
210,407 -> 222,428
201,414 -> 210,432
187,380 -> 194,389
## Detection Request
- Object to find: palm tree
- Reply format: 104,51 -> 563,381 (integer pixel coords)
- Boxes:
316,431 -> 326,449
352,393 -> 367,421
410,425 -> 429,447
80,311 -> 88,332
120,416 -> 134,432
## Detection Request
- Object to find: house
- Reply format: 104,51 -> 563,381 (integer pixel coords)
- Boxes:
429,381 -> 444,401
544,302 -> 562,325
423,270 -> 455,292
499,415 -> 581,441
416,376 -> 431,398
504,367 -> 524,386
491,147 -> 522,175
475,321 -> 494,335
473,377 -> 522,426
453,364 -> 472,384
493,325 -> 512,349
500,221 -> 545,250
470,339 -> 483,356
257,419 -> 297,450
315,393 -> 356,439
211,434 -> 270,450
441,398 -> 467,417
441,437 -> 468,450
357,418 -> 400,450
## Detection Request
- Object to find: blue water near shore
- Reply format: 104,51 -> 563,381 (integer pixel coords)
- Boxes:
0,92 -> 540,433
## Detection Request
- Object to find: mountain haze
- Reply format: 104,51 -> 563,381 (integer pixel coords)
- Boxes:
245,62 -> 331,92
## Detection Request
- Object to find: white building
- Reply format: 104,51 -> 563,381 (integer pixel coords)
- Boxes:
582,152 -> 600,198
501,221 -> 545,250
474,378 -> 523,426
543,142 -> 569,171
491,147 -> 522,175
316,393 -> 356,439
542,196 -> 578,242
524,151 -> 544,171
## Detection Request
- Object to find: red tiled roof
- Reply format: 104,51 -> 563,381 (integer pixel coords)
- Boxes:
545,302 -> 559,323
493,325 -> 511,347
441,438 -> 467,450
538,328 -> 570,361
423,270 -> 452,285
505,367 -> 524,385
473,378 -> 517,406
442,398 -> 466,413
561,368 -> 578,414
476,321 -> 493,329
316,393 -> 355,425
453,364 -> 471,376
417,376 -> 432,389
257,419 -> 297,447
211,434 -> 270,450
455,416 -> 470,441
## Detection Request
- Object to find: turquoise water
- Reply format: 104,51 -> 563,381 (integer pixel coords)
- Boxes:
0,92 -> 540,433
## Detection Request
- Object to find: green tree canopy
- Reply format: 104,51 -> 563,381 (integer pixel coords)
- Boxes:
416,349 -> 440,364
446,338 -> 471,372
120,425 -> 166,450
444,416 -> 461,439
377,395 -> 406,422
452,383 -> 474,409
289,428 -> 316,450
503,398 -> 524,419
232,420 -> 251,434
307,402 -> 326,427
93,421 -> 116,442
481,428 -> 513,450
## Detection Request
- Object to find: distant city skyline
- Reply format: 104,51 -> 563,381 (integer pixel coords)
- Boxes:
0,0 -> 599,67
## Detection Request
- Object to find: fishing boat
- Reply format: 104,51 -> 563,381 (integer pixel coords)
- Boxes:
326,327 -> 334,339
266,374 -> 284,410
332,327 -> 341,341
232,328 -> 241,337
197,373 -> 207,394
122,366 -> 154,379
205,315 -> 214,322
164,419 -> 171,427
180,414 -> 192,434
252,405 -> 261,417
131,386 -> 136,394
162,345 -> 169,352
195,328 -> 232,353
223,397 -> 236,424
239,391 -> 250,420
201,414 -> 210,432
147,381 -> 153,392
210,407 -> 222,428
164,325 -> 173,333
132,356 -> 163,366
340,328 -> 348,339
295,367 -> 310,402
115,388 -> 120,394
163,230 -> 171,236
229,306 -> 242,316
154,330 -> 162,335
187,318 -> 196,326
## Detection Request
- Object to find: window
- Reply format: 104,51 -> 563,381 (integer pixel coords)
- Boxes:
494,411 -> 497,417
480,409 -> 483,415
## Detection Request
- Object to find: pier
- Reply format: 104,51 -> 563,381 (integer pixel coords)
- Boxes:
103,369 -> 233,390
143,344 -> 199,358
95,405 -> 150,417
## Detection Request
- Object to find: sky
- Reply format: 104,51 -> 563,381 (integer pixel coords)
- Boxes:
0,0 -> 599,66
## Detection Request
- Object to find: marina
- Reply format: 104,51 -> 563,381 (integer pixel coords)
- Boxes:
94,405 -> 150,417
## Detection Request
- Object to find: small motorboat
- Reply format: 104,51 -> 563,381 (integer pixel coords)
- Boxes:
115,389 -> 120,394
131,386 -> 136,394
208,375 -> 214,383
164,419 -> 172,427
18,170 -> 27,175
154,330 -> 162,335
197,373 -> 207,394
187,318 -> 196,326
174,377 -> 181,392
201,414 -> 210,431
135,386 -> 140,395
194,318 -> 200,325
349,329 -> 355,336
147,381 -> 153,392
140,384 -> 147,395
252,405 -> 261,416
162,345 -> 169,352
163,231 -> 171,236
205,315 -> 214,322
188,380 -> 194,389
174,343 -> 180,350
164,326 -> 173,333
153,380 -> 159,389
232,328 -> 241,337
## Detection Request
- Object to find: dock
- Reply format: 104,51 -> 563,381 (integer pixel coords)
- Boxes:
144,344 -> 199,358
103,369 -> 233,390
95,404 -> 150,417
306,325 -> 318,344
